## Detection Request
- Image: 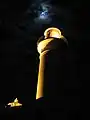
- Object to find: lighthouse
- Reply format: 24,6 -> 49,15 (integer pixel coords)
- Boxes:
36,27 -> 68,108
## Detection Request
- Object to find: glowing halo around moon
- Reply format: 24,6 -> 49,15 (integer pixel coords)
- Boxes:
34,2 -> 52,24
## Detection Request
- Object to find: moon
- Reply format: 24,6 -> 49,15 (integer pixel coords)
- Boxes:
39,11 -> 49,19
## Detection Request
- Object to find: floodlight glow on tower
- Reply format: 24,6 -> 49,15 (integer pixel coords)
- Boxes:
36,27 -> 68,100
44,27 -> 61,39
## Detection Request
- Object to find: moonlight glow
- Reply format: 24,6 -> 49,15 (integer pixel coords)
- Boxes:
34,2 -> 53,23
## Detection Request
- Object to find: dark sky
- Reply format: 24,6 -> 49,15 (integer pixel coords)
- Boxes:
0,0 -> 89,116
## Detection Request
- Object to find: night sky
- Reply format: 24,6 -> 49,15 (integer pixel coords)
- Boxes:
0,0 -> 89,119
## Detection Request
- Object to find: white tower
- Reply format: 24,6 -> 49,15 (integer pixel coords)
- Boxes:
36,27 -> 68,101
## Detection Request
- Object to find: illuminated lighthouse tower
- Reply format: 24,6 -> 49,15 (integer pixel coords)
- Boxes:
36,27 -> 68,106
